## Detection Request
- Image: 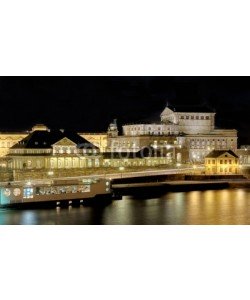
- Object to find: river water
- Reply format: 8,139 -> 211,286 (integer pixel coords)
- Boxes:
0,188 -> 250,225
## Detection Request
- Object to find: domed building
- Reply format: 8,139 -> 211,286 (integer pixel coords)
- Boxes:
106,104 -> 238,163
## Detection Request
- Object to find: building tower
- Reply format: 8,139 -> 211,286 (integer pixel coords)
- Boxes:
107,119 -> 118,137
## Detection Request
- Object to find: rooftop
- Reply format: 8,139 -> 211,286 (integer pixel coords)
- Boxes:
162,104 -> 215,114
205,150 -> 239,159
11,130 -> 99,150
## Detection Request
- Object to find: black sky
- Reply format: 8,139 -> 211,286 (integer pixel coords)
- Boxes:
0,77 -> 249,145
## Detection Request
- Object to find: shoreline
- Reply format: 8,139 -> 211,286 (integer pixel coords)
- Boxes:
111,176 -> 250,194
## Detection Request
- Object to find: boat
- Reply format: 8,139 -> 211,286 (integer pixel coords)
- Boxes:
0,177 -> 112,207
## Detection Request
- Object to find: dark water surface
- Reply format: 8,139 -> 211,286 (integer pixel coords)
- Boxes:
1,188 -> 250,225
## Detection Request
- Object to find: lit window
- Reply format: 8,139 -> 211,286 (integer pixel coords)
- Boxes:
23,188 -> 34,199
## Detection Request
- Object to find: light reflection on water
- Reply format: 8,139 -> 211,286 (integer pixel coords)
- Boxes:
0,188 -> 250,225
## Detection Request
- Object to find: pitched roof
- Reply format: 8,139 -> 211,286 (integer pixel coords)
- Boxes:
205,150 -> 239,158
11,130 -> 98,149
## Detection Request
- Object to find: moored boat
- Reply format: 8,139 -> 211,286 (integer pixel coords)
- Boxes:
0,177 -> 112,207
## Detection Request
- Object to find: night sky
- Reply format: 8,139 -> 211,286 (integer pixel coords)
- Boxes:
0,77 -> 249,145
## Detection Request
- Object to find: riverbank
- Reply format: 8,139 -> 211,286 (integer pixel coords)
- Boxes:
112,180 -> 230,194
111,174 -> 250,194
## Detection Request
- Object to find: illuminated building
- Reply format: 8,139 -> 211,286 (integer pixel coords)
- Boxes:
237,146 -> 250,166
0,102 -> 241,167
112,104 -> 238,163
0,124 -> 108,157
0,132 -> 28,157
205,150 -> 239,175
4,128 -> 101,170
161,105 -> 216,134
103,147 -> 179,168
79,133 -> 107,152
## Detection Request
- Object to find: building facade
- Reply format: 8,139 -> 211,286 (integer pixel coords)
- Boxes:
0,124 -> 108,157
123,122 -> 178,136
3,129 -> 101,170
0,103 -> 240,167
161,106 -> 216,134
236,145 -> 250,166
205,150 -> 239,175
108,105 -> 238,163
0,132 -> 28,157
80,133 -> 107,152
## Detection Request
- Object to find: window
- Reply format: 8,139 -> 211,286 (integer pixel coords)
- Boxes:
23,188 -> 33,199
191,116 -> 194,120
229,160 -> 232,164
201,116 -> 204,120
87,159 -> 92,167
206,116 -> 209,120
180,116 -> 184,119
196,116 -> 199,120
220,160 -> 223,164
186,116 -> 189,119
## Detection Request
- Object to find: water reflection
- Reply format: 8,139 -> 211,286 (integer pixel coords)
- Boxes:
0,188 -> 249,225
20,211 -> 37,225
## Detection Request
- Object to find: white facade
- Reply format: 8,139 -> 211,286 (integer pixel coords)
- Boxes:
184,129 -> 238,162
160,107 -> 215,134
123,123 -> 178,136
108,105 -> 238,163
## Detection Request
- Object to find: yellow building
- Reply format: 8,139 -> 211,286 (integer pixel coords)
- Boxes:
0,125 -> 108,157
103,147 -> 170,168
80,133 -> 107,152
0,132 -> 28,157
3,129 -> 101,170
205,150 -> 239,175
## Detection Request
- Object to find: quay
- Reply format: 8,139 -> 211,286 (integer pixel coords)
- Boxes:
111,180 -> 230,193
0,167 -> 249,208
